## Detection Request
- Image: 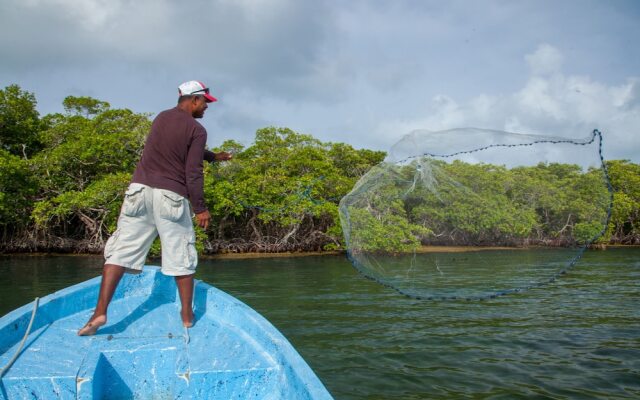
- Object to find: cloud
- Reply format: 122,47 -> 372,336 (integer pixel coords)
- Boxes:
525,43 -> 564,76
379,44 -> 640,161
1,1 -> 638,163
0,0 -> 332,100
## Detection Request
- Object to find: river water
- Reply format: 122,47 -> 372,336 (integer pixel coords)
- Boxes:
1,249 -> 639,399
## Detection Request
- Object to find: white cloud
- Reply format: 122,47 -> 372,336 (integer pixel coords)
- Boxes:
1,0 -> 331,98
525,43 -> 564,76
379,45 -> 639,161
516,76 -> 564,119
23,0 -> 121,29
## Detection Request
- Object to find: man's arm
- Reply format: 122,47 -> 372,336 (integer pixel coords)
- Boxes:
185,131 -> 208,215
203,150 -> 216,163
204,149 -> 233,163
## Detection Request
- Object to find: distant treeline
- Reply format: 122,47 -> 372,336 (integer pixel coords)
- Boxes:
344,158 -> 638,254
1,84 -> 639,254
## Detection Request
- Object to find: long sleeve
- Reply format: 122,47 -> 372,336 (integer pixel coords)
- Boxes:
132,107 -> 212,212
203,150 -> 216,163
186,130 -> 208,214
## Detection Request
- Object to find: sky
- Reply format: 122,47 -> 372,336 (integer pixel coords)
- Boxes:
1,0 -> 639,161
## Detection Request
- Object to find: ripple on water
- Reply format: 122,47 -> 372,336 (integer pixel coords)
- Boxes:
2,250 -> 639,399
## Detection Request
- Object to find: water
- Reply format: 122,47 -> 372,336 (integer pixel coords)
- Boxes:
1,249 -> 639,399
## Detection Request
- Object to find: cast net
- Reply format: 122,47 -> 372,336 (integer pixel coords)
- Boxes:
339,129 -> 612,300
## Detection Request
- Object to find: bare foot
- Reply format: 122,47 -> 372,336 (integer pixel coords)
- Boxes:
77,314 -> 107,336
181,309 -> 194,328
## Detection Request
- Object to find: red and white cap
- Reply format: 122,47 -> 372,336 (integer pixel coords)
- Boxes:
178,81 -> 217,103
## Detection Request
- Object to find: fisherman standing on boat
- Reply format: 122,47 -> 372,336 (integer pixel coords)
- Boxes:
78,81 -> 231,336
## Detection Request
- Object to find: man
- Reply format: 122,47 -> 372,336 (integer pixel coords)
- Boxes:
78,80 -> 231,336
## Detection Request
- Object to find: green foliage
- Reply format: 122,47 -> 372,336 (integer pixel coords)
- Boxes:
418,161 -> 538,244
343,158 -> 617,253
420,161 -> 611,246
0,149 -> 38,226
63,96 -> 110,117
573,221 -> 605,244
203,127 -> 385,251
340,162 -> 432,254
347,207 -> 429,253
0,84 -> 41,157
26,97 -> 150,249
606,160 -> 640,242
33,108 -> 150,194
32,172 -> 131,237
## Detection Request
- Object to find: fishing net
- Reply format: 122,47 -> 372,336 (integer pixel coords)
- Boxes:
339,129 -> 613,300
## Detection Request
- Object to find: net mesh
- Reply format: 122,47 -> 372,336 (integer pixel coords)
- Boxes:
339,128 -> 613,300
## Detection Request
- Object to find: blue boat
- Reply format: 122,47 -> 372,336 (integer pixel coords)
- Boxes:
0,266 -> 333,399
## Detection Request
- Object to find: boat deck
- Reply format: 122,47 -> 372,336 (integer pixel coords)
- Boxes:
0,267 -> 331,399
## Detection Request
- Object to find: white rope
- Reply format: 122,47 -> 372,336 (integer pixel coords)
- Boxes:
0,297 -> 40,378
184,326 -> 190,344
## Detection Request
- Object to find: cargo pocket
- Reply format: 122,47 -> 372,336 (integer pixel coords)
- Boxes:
104,229 -> 120,260
122,186 -> 146,217
159,191 -> 185,222
184,234 -> 197,270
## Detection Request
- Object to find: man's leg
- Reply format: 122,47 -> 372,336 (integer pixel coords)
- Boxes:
175,274 -> 194,327
152,188 -> 198,327
77,264 -> 125,336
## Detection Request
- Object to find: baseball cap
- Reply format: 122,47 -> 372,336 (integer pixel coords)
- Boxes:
178,81 -> 217,103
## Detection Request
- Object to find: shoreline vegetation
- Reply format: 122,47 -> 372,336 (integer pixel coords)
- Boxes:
1,84 -> 639,256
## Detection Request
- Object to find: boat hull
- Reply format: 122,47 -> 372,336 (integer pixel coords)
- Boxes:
0,266 -> 332,399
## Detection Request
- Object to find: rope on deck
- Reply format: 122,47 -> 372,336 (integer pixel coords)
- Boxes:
0,297 -> 40,378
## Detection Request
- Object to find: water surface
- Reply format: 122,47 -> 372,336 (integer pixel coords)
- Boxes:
1,249 -> 638,399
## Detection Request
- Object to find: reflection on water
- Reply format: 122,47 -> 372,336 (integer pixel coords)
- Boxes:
0,254 -> 103,313
1,249 -> 639,399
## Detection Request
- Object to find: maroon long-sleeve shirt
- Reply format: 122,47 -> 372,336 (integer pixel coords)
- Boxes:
132,107 -> 213,214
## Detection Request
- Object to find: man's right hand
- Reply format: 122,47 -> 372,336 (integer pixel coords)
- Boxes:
195,210 -> 211,230
214,151 -> 233,161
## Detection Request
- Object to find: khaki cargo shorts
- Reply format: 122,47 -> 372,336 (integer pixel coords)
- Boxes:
104,183 -> 197,276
